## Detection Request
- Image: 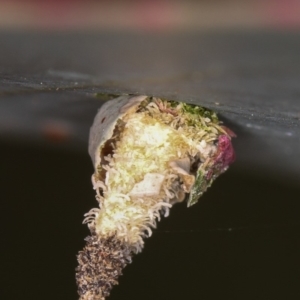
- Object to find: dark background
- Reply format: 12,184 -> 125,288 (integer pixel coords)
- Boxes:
1,1 -> 300,299
2,141 -> 300,300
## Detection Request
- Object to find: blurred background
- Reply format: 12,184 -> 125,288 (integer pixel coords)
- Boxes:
0,0 -> 300,31
1,1 -> 300,300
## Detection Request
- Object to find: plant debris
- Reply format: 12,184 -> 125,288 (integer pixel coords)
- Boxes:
76,95 -> 235,300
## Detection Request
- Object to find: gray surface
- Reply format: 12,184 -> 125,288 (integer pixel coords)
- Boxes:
0,30 -> 299,184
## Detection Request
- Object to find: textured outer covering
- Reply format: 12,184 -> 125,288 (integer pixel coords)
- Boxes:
76,234 -> 131,300
88,95 -> 147,168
